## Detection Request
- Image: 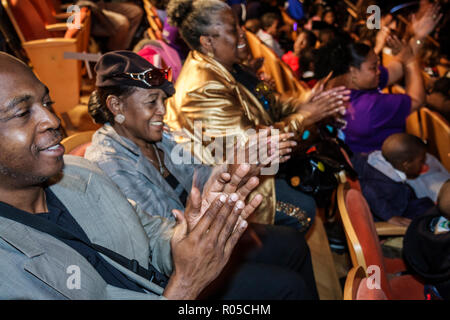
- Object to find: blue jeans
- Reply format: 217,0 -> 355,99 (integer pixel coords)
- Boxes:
274,178 -> 316,233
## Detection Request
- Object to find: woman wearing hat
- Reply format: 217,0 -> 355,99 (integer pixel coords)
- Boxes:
85,50 -> 320,300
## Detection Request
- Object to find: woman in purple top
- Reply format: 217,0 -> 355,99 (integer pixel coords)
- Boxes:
313,1 -> 443,154
314,34 -> 426,154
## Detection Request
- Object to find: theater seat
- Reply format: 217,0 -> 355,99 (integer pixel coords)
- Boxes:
420,107 -> 450,171
244,30 -> 310,100
337,183 -> 425,300
2,0 -> 91,129
61,130 -> 95,156
143,0 -> 163,40
344,266 -> 388,300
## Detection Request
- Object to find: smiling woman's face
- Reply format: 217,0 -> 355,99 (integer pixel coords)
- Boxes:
204,8 -> 246,70
350,50 -> 381,90
117,87 -> 167,145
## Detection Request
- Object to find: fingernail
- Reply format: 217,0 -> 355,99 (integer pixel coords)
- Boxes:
240,220 -> 248,230
236,200 -> 245,209
291,141 -> 297,146
220,194 -> 227,203
287,148 -> 292,152
230,193 -> 238,202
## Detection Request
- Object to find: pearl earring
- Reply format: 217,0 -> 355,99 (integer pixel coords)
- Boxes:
115,114 -> 125,124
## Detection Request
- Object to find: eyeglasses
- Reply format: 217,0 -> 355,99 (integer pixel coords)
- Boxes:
118,67 -> 172,87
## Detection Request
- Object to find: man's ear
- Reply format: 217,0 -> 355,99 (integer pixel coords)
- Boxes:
105,95 -> 123,116
399,160 -> 410,172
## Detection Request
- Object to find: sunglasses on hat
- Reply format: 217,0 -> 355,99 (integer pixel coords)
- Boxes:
117,67 -> 172,87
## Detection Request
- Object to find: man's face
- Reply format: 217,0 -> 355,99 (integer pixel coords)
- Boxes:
0,57 -> 64,187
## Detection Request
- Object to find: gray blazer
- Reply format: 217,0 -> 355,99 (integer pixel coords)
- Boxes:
0,155 -> 175,299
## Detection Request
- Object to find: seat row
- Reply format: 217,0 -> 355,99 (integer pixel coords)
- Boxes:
2,0 -> 91,128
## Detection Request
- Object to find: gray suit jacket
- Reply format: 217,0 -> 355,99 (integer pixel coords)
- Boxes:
0,155 -> 175,299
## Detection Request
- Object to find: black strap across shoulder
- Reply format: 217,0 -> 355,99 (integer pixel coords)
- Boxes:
164,172 -> 188,206
0,201 -> 168,288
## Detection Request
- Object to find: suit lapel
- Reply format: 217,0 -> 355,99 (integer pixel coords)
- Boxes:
0,217 -> 108,299
49,170 -> 150,268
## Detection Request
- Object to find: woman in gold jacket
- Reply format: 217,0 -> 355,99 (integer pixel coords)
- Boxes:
165,0 -> 350,228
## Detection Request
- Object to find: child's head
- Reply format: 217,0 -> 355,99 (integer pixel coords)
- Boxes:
261,12 -> 280,37
294,30 -> 317,55
322,8 -> 335,26
438,180 -> 450,219
432,77 -> 450,99
245,19 -> 261,34
382,133 -> 427,179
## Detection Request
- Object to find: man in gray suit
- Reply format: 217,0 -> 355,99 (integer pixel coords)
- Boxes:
0,51 -> 261,299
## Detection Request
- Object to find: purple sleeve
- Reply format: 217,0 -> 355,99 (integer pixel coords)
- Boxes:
162,17 -> 178,45
378,65 -> 389,90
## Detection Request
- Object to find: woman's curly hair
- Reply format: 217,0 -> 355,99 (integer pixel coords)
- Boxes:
166,0 -> 229,51
88,86 -> 136,125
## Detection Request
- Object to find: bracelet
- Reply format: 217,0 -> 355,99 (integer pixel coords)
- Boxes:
276,200 -> 311,232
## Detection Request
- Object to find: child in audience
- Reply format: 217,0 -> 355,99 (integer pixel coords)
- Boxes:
257,12 -> 285,57
282,30 -> 316,78
352,133 -> 449,226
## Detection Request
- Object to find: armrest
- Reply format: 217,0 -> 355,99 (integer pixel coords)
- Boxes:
375,222 -> 407,236
23,38 -> 77,49
45,23 -> 69,32
60,3 -> 71,10
46,23 -> 85,32
54,12 -> 72,20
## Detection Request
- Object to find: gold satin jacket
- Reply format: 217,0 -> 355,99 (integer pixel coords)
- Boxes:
165,50 -> 309,224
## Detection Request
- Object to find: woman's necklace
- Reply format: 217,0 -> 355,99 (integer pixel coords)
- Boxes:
149,143 -> 165,176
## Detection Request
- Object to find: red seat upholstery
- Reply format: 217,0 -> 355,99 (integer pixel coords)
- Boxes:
7,0 -> 84,41
33,0 -> 58,25
344,266 -> 388,300
8,0 -> 54,40
356,278 -> 388,300
339,185 -> 425,299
